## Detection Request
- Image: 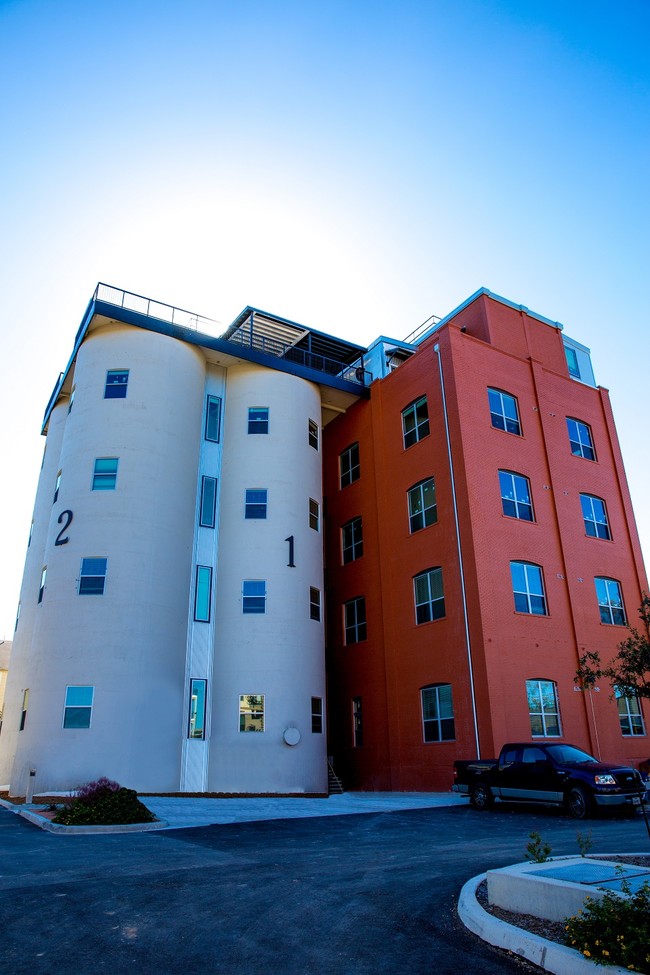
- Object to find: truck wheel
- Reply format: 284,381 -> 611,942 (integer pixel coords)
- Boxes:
470,784 -> 494,810
567,786 -> 591,820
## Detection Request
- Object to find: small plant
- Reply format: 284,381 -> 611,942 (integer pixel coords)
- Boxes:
564,881 -> 650,972
525,831 -> 552,863
53,778 -> 155,826
576,830 -> 593,857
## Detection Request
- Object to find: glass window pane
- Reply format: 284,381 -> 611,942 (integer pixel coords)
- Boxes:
63,707 -> 92,729
189,679 -> 207,738
205,396 -> 221,441
200,477 -> 217,527
65,686 -> 94,707
194,566 -> 212,621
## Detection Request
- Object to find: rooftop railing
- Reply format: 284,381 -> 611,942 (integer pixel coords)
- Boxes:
94,283 -> 221,334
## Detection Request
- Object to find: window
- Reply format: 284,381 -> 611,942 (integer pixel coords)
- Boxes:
510,562 -> 547,615
310,587 -> 321,621
245,489 -> 268,520
566,418 -> 595,460
595,577 -> 626,625
311,697 -> 323,733
402,396 -> 430,448
239,694 -> 264,732
188,679 -> 207,739
14,602 -> 20,632
526,679 -> 561,737
205,395 -> 222,442
352,697 -> 363,747
68,386 -> 75,413
104,369 -> 129,399
38,566 -> 47,604
19,689 -> 28,731
499,471 -> 533,521
199,476 -> 217,527
79,558 -> 107,596
248,407 -> 269,434
414,568 -> 445,624
309,498 -> 320,531
308,419 -> 319,450
344,597 -> 367,644
488,388 -> 521,435
63,686 -> 94,729
565,346 -> 580,379
194,565 -> 212,621
408,478 -> 437,533
339,443 -> 360,488
243,580 -> 266,614
615,688 -> 645,737
580,494 -> 610,539
92,458 -> 119,491
341,517 -> 363,564
53,470 -> 61,503
421,684 -> 455,742
28,520 -> 34,547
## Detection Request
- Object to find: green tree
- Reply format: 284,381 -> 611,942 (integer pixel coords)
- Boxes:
576,594 -> 650,699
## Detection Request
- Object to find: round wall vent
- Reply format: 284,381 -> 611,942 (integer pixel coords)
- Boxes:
283,727 -> 301,746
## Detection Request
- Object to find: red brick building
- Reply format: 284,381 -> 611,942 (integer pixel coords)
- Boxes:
323,289 -> 648,791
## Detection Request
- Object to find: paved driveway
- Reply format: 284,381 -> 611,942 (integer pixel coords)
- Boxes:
1,802 -> 647,975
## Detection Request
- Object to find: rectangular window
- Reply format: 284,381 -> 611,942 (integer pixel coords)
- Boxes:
352,697 -> 363,747
310,587 -> 321,621
580,494 -> 610,539
421,684 -> 455,742
28,520 -> 34,547
243,580 -> 266,614
402,396 -> 430,448
615,688 -> 645,737
188,679 -> 207,739
308,419 -> 319,450
499,471 -> 534,521
38,566 -> 47,603
14,601 -> 20,631
92,458 -> 119,491
311,697 -> 323,733
339,442 -> 360,488
414,568 -> 445,624
63,685 -> 94,729
19,689 -> 28,731
245,489 -> 268,519
194,565 -> 212,621
205,395 -> 222,442
488,388 -> 521,435
79,558 -> 107,596
566,417 -> 595,460
595,577 -> 626,625
408,478 -> 437,532
248,407 -> 269,434
344,596 -> 367,644
105,369 -> 129,399
510,562 -> 547,615
68,386 -> 75,413
565,346 -> 580,379
341,517 -> 363,564
53,470 -> 61,503
239,694 -> 264,732
309,498 -> 320,531
199,476 -> 217,527
526,679 -> 561,737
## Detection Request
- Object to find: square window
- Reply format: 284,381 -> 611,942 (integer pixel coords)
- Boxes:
92,458 -> 119,491
595,577 -> 626,625
310,587 -> 321,621
309,498 -> 320,531
105,370 -> 129,399
245,489 -> 268,519
205,396 -> 222,442
402,396 -> 430,448
188,679 -> 207,739
199,476 -> 217,527
344,597 -> 367,644
194,565 -> 212,621
240,694 -> 264,732
339,443 -> 360,488
408,478 -> 437,532
341,517 -> 363,564
421,684 -> 455,742
580,494 -> 610,539
308,419 -> 319,450
413,568 -> 445,624
248,407 -> 269,434
63,685 -> 94,729
499,471 -> 534,521
488,388 -> 521,435
510,561 -> 547,615
526,679 -> 561,737
566,417 -> 595,460
243,580 -> 266,614
311,697 -> 323,734
79,557 -> 107,596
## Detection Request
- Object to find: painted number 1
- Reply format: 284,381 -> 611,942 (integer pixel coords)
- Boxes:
285,535 -> 295,567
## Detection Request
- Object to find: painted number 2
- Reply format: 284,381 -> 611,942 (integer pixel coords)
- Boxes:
55,509 -> 73,546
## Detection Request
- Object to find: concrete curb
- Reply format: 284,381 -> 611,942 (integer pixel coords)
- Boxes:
458,872 -> 628,975
1,798 -> 167,834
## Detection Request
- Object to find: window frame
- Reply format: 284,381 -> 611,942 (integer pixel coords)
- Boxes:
194,565 -> 212,622
92,457 -> 119,491
344,596 -> 367,645
104,369 -> 129,399
566,417 -> 595,460
188,678 -> 207,739
38,566 -> 47,604
352,696 -> 363,747
53,470 -> 61,504
19,688 -> 28,731
205,395 -> 222,442
242,579 -> 267,614
199,476 -> 217,528
421,684 -> 455,743
499,470 -> 534,522
413,567 -> 445,624
63,685 -> 94,729
339,442 -> 360,488
248,407 -> 269,435
510,561 -> 548,616
615,688 -> 646,737
402,396 -> 430,449
526,679 -> 562,737
311,697 -> 323,733
580,494 -> 610,540
595,577 -> 626,626
245,488 -> 268,520
239,694 -> 264,732
310,587 -> 321,621
407,478 -> 437,533
79,558 -> 108,596
308,419 -> 319,450
488,387 -> 521,436
341,516 -> 363,564
309,498 -> 320,531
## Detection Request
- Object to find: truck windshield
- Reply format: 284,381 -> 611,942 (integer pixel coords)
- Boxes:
545,745 -> 597,764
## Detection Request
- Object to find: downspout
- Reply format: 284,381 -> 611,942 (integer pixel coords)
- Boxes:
434,344 -> 481,758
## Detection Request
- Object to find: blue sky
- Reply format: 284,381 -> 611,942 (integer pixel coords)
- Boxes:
0,0 -> 648,636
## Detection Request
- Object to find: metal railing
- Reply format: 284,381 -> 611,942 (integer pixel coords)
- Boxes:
94,283 -> 220,334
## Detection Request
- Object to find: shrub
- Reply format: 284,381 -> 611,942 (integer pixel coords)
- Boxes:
53,779 -> 155,826
564,881 -> 650,972
524,831 -> 552,863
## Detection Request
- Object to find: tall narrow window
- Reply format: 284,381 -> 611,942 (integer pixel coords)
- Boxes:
248,407 -> 269,434
19,689 -> 29,731
341,517 -> 363,563
63,686 -> 94,729
510,562 -> 547,615
580,494 -> 610,539
311,697 -> 323,733
414,568 -> 445,623
14,602 -> 20,631
526,679 -> 561,737
188,679 -> 207,739
205,395 -> 222,442
421,684 -> 455,742
242,580 -> 266,614
402,396 -> 430,448
566,418 -> 595,460
245,489 -> 267,519
28,520 -> 34,547
310,587 -> 321,621
38,566 -> 47,603
53,470 -> 62,503
79,558 -> 107,596
499,471 -> 534,521
344,597 -> 367,644
309,498 -> 320,531
594,577 -> 626,625
488,388 -> 521,435
239,694 -> 264,732
104,370 -> 129,399
194,565 -> 212,621
68,386 -> 75,413
565,346 -> 580,379
352,697 -> 363,747
408,478 -> 437,532
92,458 -> 119,491
339,443 -> 360,488
308,419 -> 319,450
199,476 -> 217,527
615,688 -> 645,737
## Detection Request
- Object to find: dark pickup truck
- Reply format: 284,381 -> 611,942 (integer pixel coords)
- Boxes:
453,742 -> 648,819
